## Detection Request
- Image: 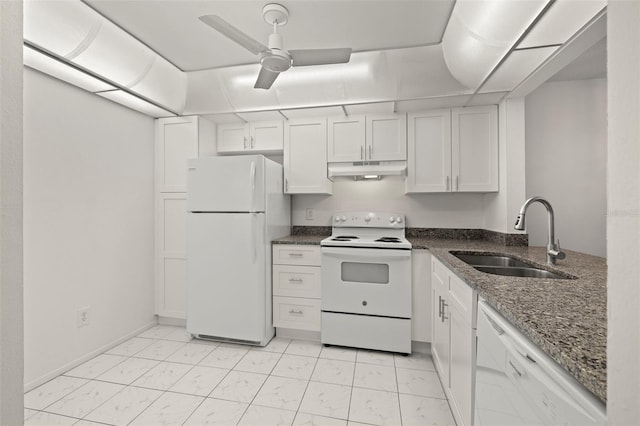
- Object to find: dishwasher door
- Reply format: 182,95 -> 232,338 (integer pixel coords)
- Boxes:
474,300 -> 606,426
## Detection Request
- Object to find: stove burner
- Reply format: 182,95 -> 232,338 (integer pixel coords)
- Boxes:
331,235 -> 360,241
375,237 -> 402,243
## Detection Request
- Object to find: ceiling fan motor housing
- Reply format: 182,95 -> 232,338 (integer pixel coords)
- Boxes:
260,49 -> 292,72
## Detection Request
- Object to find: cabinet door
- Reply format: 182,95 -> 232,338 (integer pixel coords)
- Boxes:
449,300 -> 475,426
366,114 -> 407,161
327,116 -> 365,162
452,105 -> 498,192
411,250 -> 431,342
155,116 -> 199,192
217,123 -> 248,153
431,258 -> 450,387
155,193 -> 188,319
406,110 -> 451,193
250,120 -> 283,152
284,118 -> 332,194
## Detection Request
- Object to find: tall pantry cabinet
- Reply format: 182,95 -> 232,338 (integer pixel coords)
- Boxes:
155,116 -> 215,321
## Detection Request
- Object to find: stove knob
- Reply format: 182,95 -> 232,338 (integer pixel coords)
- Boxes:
334,216 -> 340,222
395,217 -> 403,224
340,216 -> 347,222
389,217 -> 395,223
364,216 -> 371,222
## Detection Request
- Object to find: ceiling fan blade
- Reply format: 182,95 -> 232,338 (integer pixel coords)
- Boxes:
290,48 -> 352,67
254,67 -> 280,89
199,15 -> 267,55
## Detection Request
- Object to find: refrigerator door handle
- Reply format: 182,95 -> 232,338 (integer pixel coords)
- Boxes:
249,161 -> 256,212
251,214 -> 258,264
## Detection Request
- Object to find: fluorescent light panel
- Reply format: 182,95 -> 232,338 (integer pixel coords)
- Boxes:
97,90 -> 175,118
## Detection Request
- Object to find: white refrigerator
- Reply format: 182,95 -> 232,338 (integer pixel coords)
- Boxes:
186,155 -> 290,346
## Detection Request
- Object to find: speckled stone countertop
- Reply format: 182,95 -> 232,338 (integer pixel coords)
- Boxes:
272,229 -> 607,402
411,237 -> 607,403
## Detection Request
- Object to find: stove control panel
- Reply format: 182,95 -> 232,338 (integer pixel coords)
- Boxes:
332,212 -> 405,228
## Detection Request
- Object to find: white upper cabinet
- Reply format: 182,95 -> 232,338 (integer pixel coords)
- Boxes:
284,118 -> 332,195
328,114 -> 407,162
406,105 -> 498,193
217,120 -> 284,154
452,106 -> 498,192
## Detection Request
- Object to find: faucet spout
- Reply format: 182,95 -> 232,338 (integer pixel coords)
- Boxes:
514,196 -> 566,265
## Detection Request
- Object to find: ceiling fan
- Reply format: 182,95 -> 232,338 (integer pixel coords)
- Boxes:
199,3 -> 352,90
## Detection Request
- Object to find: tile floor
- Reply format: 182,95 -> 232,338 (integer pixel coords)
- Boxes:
24,325 -> 456,425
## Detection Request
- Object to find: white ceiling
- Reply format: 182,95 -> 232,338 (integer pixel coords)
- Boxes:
84,0 -> 455,72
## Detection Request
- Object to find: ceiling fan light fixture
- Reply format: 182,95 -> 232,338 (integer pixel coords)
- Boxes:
260,49 -> 292,73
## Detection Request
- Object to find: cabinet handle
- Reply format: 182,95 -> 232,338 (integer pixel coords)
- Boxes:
251,136 -> 255,149
285,178 -> 288,193
441,300 -> 448,322
446,176 -> 450,191
288,253 -> 303,257
508,361 -> 523,377
288,277 -> 304,283
368,145 -> 372,158
288,309 -> 304,315
243,136 -> 247,150
438,296 -> 442,318
360,146 -> 364,160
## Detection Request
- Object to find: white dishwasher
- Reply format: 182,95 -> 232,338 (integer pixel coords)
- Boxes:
475,299 -> 606,426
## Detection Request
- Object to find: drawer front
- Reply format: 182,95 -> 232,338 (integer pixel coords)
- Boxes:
273,265 -> 321,298
449,272 -> 476,327
273,296 -> 321,331
273,244 -> 321,266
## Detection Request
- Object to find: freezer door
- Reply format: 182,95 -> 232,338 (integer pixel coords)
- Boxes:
186,212 -> 271,343
187,156 -> 265,212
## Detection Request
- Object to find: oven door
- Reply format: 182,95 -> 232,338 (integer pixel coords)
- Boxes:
321,246 -> 411,318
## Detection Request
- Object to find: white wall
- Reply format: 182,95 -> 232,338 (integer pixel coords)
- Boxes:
524,78 -> 607,257
0,1 -> 24,423
23,68 -> 156,389
292,178 -> 486,228
607,2 -> 640,424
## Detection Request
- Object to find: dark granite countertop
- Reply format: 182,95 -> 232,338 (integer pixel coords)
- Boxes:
411,237 -> 607,403
272,229 -> 607,402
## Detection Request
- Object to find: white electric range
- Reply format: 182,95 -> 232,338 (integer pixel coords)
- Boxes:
320,211 -> 412,354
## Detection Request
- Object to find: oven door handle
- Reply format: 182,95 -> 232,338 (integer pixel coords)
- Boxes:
321,247 -> 411,261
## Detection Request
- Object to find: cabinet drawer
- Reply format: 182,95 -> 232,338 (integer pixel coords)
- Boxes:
273,265 -> 321,298
273,296 -> 321,331
273,244 -> 321,266
449,273 -> 476,327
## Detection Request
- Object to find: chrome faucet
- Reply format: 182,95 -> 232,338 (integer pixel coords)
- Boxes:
514,196 -> 566,265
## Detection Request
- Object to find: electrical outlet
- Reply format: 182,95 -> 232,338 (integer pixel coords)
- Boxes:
77,307 -> 90,328
305,208 -> 314,221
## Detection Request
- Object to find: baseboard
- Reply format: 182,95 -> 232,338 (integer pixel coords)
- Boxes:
157,316 -> 186,327
275,328 -> 321,342
412,341 -> 430,355
24,319 -> 157,392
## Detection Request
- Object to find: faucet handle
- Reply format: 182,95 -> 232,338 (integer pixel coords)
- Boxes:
550,239 -> 566,260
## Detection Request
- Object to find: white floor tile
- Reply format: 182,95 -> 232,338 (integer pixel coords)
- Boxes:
238,404 -> 296,426
310,359 -> 355,386
170,365 -> 229,396
209,370 -> 268,403
298,381 -> 351,420
165,343 -> 215,365
132,361 -> 193,391
320,346 -> 358,362
163,327 -> 194,343
106,337 -> 155,357
348,387 -> 401,426
356,350 -> 395,367
252,337 -> 291,354
137,325 -> 178,339
396,368 -> 446,398
129,392 -> 203,426
74,420 -> 111,426
64,354 -> 127,379
134,340 -> 186,361
353,363 -> 397,392
293,412 -> 347,426
271,354 -> 317,380
252,376 -> 308,411
199,346 -> 249,369
97,357 -> 159,385
84,386 -> 162,426
24,408 -> 38,420
399,393 -> 456,426
393,352 -> 436,371
234,350 -> 282,374
183,398 -> 248,425
285,340 -> 322,358
45,381 -> 124,419
24,376 -> 89,410
23,411 -> 77,425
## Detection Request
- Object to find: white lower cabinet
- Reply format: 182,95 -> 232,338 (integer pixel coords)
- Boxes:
411,250 -> 432,342
272,244 -> 321,331
431,257 -> 477,426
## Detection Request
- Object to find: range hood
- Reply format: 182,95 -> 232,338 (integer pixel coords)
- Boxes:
328,161 -> 407,180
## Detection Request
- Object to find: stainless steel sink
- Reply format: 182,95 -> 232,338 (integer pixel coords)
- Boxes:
451,252 -> 574,280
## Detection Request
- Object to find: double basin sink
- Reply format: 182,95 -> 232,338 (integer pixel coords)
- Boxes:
451,252 -> 575,280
